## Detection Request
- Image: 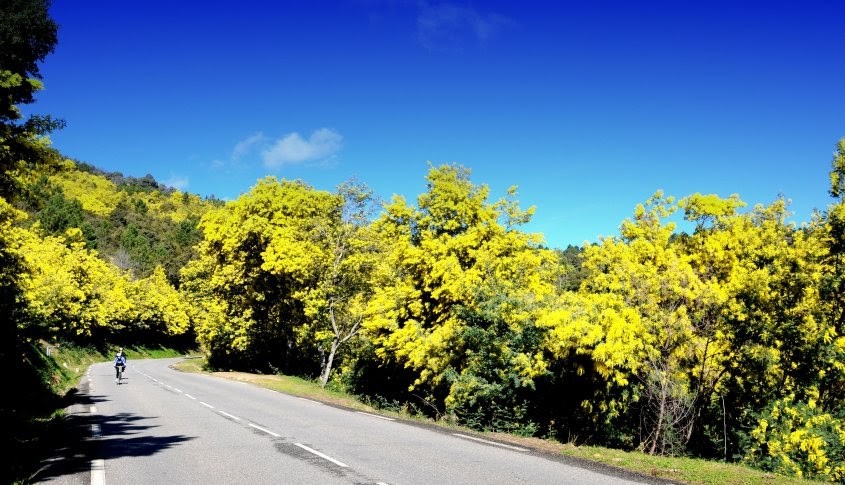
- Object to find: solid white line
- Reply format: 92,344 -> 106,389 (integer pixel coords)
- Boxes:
91,458 -> 105,485
200,401 -> 214,409
218,410 -> 241,421
249,423 -> 280,438
355,411 -> 395,421
298,397 -> 323,405
294,443 -> 348,468
184,394 -> 196,400
452,433 -> 529,452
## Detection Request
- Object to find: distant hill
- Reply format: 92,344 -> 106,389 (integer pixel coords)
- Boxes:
16,156 -> 222,284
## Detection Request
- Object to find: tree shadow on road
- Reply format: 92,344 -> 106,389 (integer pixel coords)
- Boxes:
28,383 -> 194,483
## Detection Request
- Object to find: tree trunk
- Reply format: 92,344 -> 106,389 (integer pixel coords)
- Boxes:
649,373 -> 667,455
319,338 -> 340,388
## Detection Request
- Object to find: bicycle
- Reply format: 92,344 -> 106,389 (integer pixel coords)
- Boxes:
115,364 -> 126,384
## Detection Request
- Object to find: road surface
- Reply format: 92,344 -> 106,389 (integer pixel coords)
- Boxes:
35,358 -> 670,485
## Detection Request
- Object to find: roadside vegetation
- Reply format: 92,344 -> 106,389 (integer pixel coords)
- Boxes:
3,1 -> 845,484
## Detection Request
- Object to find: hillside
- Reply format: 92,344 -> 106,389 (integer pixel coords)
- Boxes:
16,157 -> 221,283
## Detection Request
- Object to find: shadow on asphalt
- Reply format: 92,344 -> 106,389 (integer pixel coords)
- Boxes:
31,382 -> 194,483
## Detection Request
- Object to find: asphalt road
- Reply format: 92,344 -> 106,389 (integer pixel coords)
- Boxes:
35,358 -> 671,485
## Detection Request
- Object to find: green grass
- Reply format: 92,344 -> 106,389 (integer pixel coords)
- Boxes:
556,445 -> 818,485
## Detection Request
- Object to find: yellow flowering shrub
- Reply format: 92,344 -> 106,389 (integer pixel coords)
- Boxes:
744,396 -> 845,481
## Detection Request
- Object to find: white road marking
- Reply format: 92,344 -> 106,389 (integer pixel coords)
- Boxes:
218,410 -> 241,421
355,411 -> 395,421
248,423 -> 280,438
452,433 -> 529,452
298,397 -> 323,405
89,375 -> 105,485
90,459 -> 105,485
200,401 -> 214,409
185,394 -> 197,400
173,388 -> 183,393
294,443 -> 348,468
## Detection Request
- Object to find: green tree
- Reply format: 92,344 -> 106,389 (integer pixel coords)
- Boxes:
0,0 -> 63,198
182,177 -> 342,373
266,181 -> 381,387
363,164 -> 556,427
0,0 -> 60,380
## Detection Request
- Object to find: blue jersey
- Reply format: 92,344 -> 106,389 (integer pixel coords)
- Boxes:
114,355 -> 126,366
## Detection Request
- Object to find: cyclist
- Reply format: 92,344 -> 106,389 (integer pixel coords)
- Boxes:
114,348 -> 127,383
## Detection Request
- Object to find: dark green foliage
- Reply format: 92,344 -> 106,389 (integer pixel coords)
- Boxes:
38,191 -> 85,234
555,245 -> 588,291
0,0 -> 64,199
0,0 -> 58,120
444,297 -> 544,435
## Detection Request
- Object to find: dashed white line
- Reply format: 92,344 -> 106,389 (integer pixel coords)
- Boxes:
355,411 -> 395,421
173,388 -> 183,393
218,410 -> 241,421
199,401 -> 214,409
452,433 -> 529,452
248,423 -> 280,438
89,403 -> 105,485
185,394 -> 197,400
294,443 -> 348,468
91,459 -> 105,485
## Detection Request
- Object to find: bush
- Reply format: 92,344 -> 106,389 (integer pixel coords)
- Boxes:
743,395 -> 845,482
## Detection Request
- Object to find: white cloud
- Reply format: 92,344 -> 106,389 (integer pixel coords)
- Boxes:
262,128 -> 343,169
232,132 -> 266,160
417,2 -> 513,50
164,175 -> 189,190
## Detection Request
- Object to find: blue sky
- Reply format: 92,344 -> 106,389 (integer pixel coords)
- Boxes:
30,1 -> 845,249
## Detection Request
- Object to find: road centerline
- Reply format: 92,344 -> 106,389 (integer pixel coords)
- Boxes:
248,422 -> 281,438
218,410 -> 241,421
294,443 -> 349,468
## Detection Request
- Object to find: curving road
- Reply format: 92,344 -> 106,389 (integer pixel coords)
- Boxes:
36,358 -> 669,485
